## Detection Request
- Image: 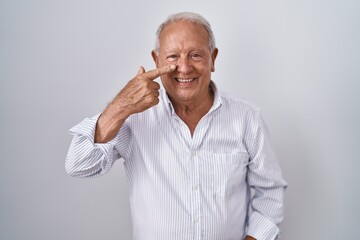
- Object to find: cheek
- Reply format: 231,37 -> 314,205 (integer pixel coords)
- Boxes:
161,73 -> 173,84
196,64 -> 211,75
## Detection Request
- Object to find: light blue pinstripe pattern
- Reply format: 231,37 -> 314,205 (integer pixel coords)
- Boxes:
66,82 -> 287,240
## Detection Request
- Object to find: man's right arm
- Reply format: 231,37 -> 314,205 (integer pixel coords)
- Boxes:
65,113 -> 122,178
65,65 -> 176,178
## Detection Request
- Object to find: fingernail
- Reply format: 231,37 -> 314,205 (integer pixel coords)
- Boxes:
138,66 -> 145,74
170,65 -> 176,70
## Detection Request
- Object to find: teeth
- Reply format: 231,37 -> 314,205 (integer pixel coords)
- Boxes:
177,78 -> 194,83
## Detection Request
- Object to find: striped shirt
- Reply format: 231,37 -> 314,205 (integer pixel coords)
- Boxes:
66,82 -> 287,240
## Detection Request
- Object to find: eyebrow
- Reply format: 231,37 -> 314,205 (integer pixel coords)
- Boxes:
162,48 -> 207,54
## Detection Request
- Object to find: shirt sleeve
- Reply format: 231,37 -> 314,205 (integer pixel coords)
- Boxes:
65,114 -> 125,178
245,111 -> 287,240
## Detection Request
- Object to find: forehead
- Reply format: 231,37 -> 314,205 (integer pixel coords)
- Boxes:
158,21 -> 210,51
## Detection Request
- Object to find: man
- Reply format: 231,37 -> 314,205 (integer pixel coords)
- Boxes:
66,12 -> 287,240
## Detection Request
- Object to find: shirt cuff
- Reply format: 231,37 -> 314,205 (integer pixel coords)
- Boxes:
69,113 -> 119,157
69,114 -> 101,140
246,211 -> 281,240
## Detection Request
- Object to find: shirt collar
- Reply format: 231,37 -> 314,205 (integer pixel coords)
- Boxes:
161,80 -> 223,117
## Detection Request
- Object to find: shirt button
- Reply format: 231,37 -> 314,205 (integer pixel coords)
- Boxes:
191,151 -> 196,157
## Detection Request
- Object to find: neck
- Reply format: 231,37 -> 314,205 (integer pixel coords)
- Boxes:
170,88 -> 214,117
167,86 -> 214,137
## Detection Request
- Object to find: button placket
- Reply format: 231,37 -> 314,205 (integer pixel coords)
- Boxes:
190,149 -> 201,239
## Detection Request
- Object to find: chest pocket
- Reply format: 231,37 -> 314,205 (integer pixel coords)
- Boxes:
199,152 -> 250,197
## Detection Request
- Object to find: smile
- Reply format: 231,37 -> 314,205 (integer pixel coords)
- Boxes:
175,78 -> 196,83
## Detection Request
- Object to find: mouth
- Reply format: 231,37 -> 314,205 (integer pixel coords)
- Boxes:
175,77 -> 196,83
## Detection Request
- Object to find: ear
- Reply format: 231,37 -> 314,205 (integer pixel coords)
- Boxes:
151,50 -> 159,67
211,48 -> 218,72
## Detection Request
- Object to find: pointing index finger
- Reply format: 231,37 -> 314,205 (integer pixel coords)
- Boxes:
144,65 -> 176,80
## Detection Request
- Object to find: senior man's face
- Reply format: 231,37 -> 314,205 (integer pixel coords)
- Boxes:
152,21 -> 218,105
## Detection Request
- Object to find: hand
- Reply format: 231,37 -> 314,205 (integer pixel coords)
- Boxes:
95,64 -> 176,143
244,236 -> 256,240
110,64 -> 176,116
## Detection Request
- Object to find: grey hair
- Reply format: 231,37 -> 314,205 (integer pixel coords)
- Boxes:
154,12 -> 216,53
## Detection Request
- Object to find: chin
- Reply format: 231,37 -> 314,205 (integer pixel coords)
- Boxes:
174,91 -> 196,102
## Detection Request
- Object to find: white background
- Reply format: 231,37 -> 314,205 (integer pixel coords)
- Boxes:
1,0 -> 359,239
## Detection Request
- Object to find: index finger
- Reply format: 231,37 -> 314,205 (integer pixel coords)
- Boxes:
143,65 -> 176,80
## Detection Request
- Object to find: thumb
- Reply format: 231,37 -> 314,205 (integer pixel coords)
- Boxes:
137,66 -> 145,75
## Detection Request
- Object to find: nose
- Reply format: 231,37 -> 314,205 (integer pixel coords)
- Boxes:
176,57 -> 193,74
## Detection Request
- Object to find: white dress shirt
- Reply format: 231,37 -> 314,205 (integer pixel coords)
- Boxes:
66,82 -> 287,240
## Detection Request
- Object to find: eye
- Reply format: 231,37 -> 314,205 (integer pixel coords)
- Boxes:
190,52 -> 203,61
166,54 -> 178,62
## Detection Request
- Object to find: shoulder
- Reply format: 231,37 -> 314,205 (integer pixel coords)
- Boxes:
219,91 -> 261,117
